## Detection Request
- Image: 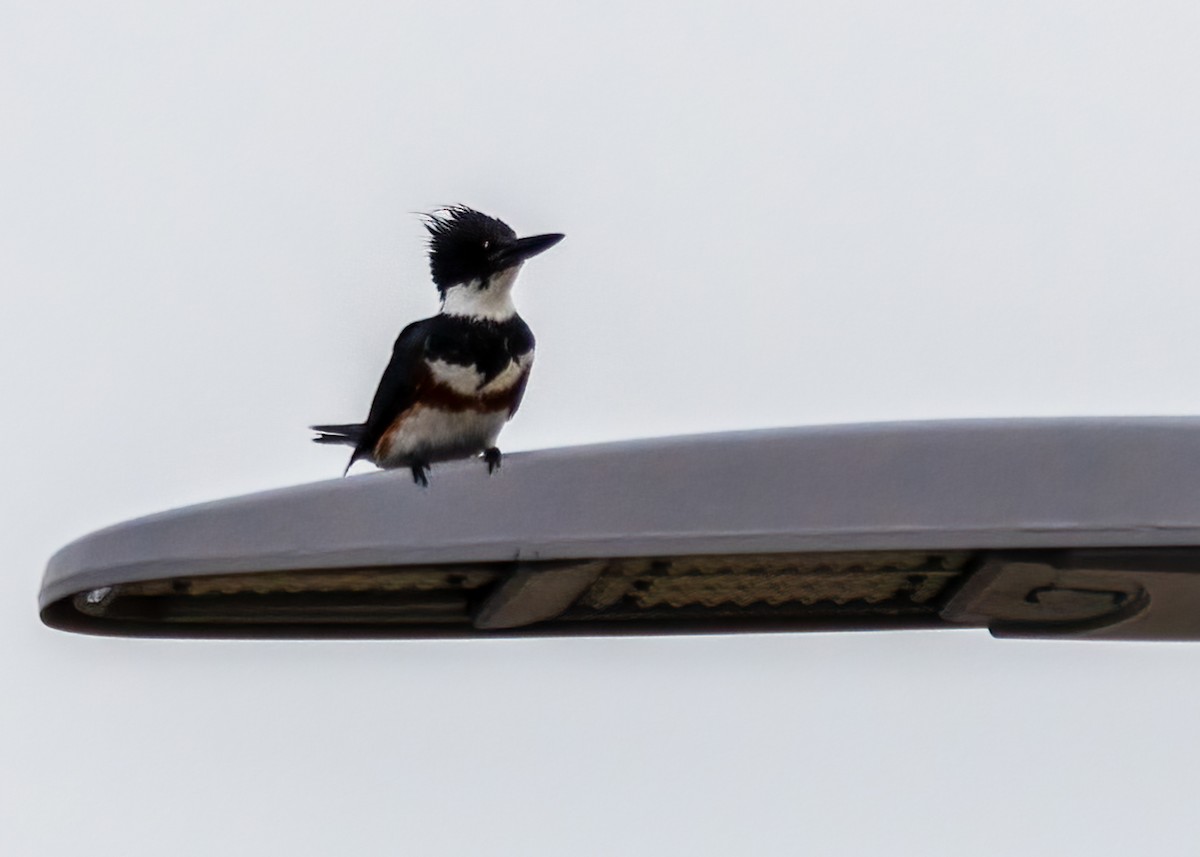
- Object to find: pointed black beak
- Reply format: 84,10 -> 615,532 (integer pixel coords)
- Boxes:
491,232 -> 565,269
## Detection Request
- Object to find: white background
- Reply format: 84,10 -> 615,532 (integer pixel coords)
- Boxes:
5,3 -> 1200,854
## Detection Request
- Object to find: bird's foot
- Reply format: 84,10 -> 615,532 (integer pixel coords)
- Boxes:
483,447 -> 502,475
410,462 -> 430,487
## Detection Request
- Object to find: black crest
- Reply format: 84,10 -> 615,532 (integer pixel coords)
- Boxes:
423,206 -> 517,292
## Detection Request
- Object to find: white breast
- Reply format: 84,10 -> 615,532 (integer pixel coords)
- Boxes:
427,351 -> 534,395
487,350 -> 534,391
427,359 -> 484,395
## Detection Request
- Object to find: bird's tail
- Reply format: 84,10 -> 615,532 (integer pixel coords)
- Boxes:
310,423 -> 365,446
311,423 -> 368,476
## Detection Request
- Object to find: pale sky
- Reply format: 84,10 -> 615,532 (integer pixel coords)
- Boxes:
5,3 -> 1200,855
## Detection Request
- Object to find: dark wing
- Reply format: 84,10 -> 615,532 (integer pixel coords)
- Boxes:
504,317 -> 535,419
350,319 -> 434,468
507,366 -> 532,418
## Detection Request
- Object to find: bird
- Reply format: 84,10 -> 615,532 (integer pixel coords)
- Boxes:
311,206 -> 564,485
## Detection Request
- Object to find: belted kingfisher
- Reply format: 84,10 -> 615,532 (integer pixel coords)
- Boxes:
311,206 -> 564,485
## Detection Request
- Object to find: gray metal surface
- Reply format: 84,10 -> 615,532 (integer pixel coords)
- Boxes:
38,418 -> 1200,639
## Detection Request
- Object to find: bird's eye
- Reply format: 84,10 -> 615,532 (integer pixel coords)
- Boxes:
482,240 -> 490,249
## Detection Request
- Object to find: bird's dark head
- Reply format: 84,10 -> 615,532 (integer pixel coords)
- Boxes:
423,206 -> 564,295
